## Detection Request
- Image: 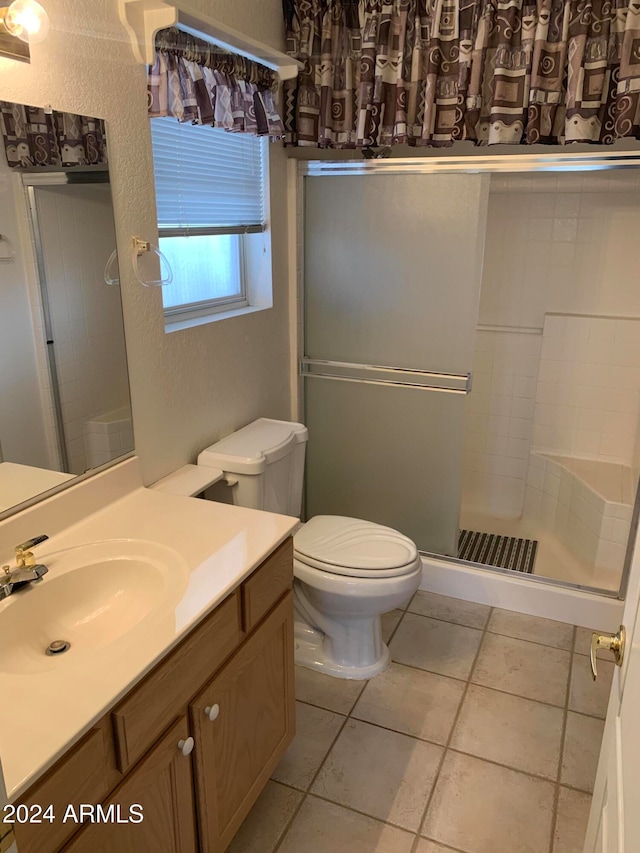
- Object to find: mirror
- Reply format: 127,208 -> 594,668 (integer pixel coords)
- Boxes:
0,101 -> 133,516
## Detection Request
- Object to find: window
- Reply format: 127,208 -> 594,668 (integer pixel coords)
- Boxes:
150,117 -> 270,327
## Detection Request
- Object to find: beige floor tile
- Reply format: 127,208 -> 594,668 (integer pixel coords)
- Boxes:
473,633 -> 571,706
415,841 -> 461,853
561,712 -> 604,793
227,781 -> 302,853
450,684 -> 564,779
488,609 -> 574,650
295,665 -> 366,714
311,719 -> 443,831
272,701 -> 345,791
278,796 -> 415,853
553,787 -> 592,853
382,609 -> 404,643
390,613 -> 483,680
422,751 -> 555,853
407,591 -> 491,629
352,662 -> 465,744
569,653 -> 613,719
574,626 -> 616,658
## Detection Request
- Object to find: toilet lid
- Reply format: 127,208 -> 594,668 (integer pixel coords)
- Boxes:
294,516 -> 419,578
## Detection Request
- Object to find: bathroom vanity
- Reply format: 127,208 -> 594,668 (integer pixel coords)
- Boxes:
0,459 -> 298,853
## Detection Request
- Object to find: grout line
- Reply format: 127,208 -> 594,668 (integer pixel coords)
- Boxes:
409,607 -> 495,853
275,608 -> 413,850
547,625 -> 576,853
280,788 -> 421,837
341,701 -> 587,790
420,838 -> 469,853
273,610 -> 411,853
386,656 -> 600,716
384,608 -> 407,645
275,782 -> 595,850
273,700 -> 354,853
404,608 -> 578,654
404,609 -> 490,634
275,611 -> 597,853
441,747 -> 562,787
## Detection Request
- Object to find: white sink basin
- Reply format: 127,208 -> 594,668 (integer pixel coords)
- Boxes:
0,540 -> 188,674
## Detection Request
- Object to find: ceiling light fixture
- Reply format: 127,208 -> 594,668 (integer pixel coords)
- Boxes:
0,0 -> 49,62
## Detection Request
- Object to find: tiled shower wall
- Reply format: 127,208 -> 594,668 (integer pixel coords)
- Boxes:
463,171 -> 640,519
533,315 -> 640,465
463,331 -> 541,517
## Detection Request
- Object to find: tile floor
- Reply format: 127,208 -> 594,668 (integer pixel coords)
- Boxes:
229,592 -> 614,853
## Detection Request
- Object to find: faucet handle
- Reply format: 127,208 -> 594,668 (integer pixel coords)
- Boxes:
15,535 -> 49,567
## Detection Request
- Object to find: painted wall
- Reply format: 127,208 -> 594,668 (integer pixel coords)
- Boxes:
0,0 -> 291,485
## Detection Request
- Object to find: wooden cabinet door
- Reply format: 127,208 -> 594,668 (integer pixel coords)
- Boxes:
191,592 -> 295,852
62,717 -> 197,853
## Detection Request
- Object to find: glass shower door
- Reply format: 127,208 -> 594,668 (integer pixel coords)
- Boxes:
303,171 -> 489,555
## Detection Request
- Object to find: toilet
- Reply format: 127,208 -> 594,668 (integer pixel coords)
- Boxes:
198,418 -> 422,679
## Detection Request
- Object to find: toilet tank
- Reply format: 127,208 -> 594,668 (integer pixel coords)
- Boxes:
197,418 -> 308,517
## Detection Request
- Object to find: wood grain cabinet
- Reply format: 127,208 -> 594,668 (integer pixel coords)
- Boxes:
62,717 -> 197,853
13,537 -> 294,853
191,593 -> 295,852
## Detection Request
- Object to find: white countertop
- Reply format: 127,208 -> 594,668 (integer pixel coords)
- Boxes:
0,480 -> 297,801
0,463 -> 74,514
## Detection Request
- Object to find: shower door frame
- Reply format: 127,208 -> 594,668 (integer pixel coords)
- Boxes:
294,150 -> 640,602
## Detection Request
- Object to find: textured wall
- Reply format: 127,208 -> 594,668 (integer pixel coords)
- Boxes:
0,0 -> 291,484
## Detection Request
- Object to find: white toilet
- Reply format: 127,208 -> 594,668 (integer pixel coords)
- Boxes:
198,418 -> 422,679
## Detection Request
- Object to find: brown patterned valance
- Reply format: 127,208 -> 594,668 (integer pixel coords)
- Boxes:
0,102 -> 107,168
282,0 -> 640,148
148,27 -> 284,139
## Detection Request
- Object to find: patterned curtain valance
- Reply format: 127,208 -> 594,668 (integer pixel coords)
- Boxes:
282,0 -> 640,149
0,102 -> 107,169
148,27 -> 284,139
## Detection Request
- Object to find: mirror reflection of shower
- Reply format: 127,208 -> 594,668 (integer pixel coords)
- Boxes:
24,173 -> 132,475
0,102 -> 133,516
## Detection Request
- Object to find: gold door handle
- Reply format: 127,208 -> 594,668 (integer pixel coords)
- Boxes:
590,626 -> 625,681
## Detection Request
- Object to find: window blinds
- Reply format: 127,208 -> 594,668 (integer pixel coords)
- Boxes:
151,117 -> 266,235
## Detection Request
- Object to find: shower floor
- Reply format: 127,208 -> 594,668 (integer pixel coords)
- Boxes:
459,509 -> 620,592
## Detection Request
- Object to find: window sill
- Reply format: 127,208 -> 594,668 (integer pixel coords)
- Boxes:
164,303 -> 271,334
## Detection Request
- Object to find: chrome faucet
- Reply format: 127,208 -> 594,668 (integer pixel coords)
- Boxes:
0,535 -> 49,601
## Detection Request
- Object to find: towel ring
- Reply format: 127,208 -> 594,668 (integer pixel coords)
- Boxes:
131,237 -> 173,287
104,249 -> 120,285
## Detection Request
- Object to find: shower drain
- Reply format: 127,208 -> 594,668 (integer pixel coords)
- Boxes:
46,640 -> 71,656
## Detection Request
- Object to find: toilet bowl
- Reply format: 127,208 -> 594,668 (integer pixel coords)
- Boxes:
292,516 -> 422,678
198,418 -> 422,679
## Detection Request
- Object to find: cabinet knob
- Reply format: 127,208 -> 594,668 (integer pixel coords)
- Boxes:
177,737 -> 194,757
205,704 -> 220,722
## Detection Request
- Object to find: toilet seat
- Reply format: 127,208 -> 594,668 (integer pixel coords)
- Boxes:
293,515 -> 420,579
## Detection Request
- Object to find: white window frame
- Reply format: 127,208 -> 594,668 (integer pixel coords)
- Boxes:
159,232 -> 249,322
